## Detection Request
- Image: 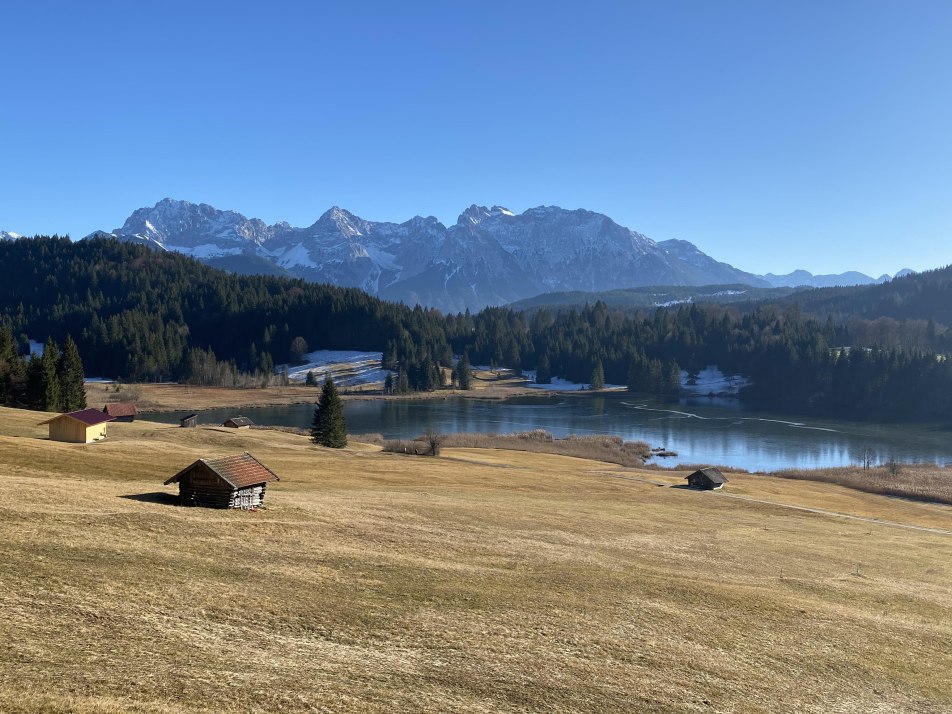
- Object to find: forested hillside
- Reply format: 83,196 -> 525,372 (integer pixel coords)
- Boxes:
773,265 -> 952,329
3,237 -> 952,421
0,237 -> 451,387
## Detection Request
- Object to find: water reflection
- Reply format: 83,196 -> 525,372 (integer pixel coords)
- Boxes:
146,394 -> 952,473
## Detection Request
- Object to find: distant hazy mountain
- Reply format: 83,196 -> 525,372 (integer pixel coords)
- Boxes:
760,269 -> 914,288
0,231 -> 21,241
89,199 -> 775,310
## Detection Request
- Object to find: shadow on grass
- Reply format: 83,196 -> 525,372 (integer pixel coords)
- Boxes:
120,492 -> 180,506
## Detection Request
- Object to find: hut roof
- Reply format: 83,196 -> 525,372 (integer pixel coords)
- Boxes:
164,452 -> 280,489
223,416 -> 254,427
103,402 -> 138,417
38,408 -> 115,427
687,467 -> 728,485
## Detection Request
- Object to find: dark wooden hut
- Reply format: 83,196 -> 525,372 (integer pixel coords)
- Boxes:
164,452 -> 279,509
222,416 -> 253,429
103,402 -> 138,422
686,467 -> 728,490
179,413 -> 199,428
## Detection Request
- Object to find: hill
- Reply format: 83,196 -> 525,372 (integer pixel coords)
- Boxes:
2,405 -> 950,712
509,284 -> 801,312
0,236 -> 451,385
773,264 -> 952,324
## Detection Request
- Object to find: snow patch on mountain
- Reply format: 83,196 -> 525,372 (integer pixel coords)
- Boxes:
85,198 -> 903,311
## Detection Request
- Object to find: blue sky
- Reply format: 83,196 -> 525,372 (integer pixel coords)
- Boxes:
1,1 -> 950,276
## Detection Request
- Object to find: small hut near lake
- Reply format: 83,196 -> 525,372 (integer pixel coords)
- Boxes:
164,452 -> 279,509
223,416 -> 253,429
103,402 -> 138,422
39,408 -> 115,443
686,467 -> 728,490
180,413 -> 199,428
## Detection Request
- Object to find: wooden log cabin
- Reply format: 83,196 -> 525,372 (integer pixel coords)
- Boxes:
103,402 -> 138,422
222,416 -> 253,429
164,452 -> 279,509
179,413 -> 199,428
686,467 -> 728,490
38,408 -> 116,443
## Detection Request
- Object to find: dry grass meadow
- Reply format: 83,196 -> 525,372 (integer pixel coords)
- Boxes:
1,405 -> 950,713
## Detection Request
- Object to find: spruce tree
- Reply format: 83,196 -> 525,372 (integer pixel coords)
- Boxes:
310,376 -> 347,448
41,338 -> 62,411
535,354 -> 552,385
0,321 -> 25,406
58,335 -> 86,411
590,359 -> 605,390
456,353 -> 472,390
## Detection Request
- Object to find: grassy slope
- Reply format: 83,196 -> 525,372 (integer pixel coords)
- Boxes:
1,405 -> 950,713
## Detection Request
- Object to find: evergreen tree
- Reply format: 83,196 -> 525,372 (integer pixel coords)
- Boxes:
663,359 -> 682,395
310,376 -> 347,448
58,335 -> 86,411
384,372 -> 394,395
0,321 -> 25,406
590,358 -> 605,390
25,356 -> 45,410
536,354 -> 552,385
36,337 -> 63,412
305,370 -> 317,386
456,353 -> 472,390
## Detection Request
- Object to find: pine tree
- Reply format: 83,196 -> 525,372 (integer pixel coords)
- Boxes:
40,338 -> 62,411
310,376 -> 347,448
590,358 -> 605,390
536,354 -> 552,385
0,321 -> 25,406
58,335 -> 86,411
456,353 -> 472,390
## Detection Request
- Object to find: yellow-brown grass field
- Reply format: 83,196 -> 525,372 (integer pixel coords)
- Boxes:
1,405 -> 950,713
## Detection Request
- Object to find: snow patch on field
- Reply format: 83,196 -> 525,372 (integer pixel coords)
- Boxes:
523,371 -> 625,392
278,350 -> 392,387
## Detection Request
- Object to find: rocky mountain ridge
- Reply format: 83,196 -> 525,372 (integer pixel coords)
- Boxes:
71,198 -> 906,310
83,199 -> 770,310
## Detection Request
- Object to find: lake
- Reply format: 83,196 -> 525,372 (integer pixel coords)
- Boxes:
145,394 -> 952,472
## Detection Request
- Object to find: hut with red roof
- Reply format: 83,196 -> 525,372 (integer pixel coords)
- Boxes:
164,452 -> 280,509
38,408 -> 115,443
103,402 -> 138,422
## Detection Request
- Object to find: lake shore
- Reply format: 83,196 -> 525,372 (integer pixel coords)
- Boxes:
86,370 -> 555,413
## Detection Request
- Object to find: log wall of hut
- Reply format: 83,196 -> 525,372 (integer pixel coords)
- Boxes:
176,463 -> 269,509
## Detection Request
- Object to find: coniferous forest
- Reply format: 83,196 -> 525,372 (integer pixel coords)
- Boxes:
2,235 -> 952,421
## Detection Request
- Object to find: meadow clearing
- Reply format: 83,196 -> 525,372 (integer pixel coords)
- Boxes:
1,405 -> 950,713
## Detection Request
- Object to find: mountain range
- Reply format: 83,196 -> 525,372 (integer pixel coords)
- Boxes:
5,200 -> 907,311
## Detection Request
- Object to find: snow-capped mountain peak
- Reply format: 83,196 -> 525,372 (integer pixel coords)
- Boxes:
0,230 -> 22,240
88,199 -> 809,310
456,204 -> 515,226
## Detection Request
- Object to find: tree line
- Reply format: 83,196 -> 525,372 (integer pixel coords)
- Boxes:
0,321 -> 86,412
3,236 -> 952,422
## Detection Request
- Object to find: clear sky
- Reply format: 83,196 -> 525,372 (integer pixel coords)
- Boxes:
1,1 -> 950,276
